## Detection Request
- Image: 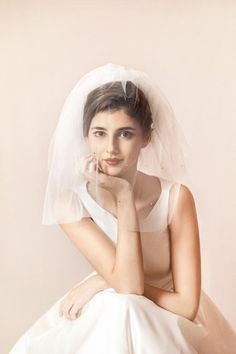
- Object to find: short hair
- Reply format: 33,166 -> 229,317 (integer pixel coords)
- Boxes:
83,81 -> 153,138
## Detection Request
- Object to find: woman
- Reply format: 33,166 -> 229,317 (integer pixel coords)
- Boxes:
10,64 -> 236,353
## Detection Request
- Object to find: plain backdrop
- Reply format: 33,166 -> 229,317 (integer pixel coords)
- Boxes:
1,0 -> 236,352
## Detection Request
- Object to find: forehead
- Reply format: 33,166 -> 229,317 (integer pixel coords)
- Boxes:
90,109 -> 139,129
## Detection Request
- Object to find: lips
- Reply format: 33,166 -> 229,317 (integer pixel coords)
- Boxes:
103,158 -> 122,166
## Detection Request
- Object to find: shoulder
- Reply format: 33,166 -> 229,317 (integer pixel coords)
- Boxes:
169,183 -> 197,229
178,184 -> 195,206
169,181 -> 195,204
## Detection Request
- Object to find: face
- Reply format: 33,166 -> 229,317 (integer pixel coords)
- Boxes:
87,109 -> 149,177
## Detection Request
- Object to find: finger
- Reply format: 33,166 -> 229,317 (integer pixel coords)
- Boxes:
80,154 -> 102,177
69,304 -> 82,320
81,154 -> 108,186
64,305 -> 74,320
97,158 -> 104,173
94,156 -> 103,174
59,305 -> 66,318
82,155 -> 93,173
59,299 -> 67,317
83,156 -> 97,179
87,153 -> 102,174
77,154 -> 91,172
91,154 -> 102,174
60,300 -> 74,320
84,162 -> 102,184
59,289 -> 77,317
83,169 -> 97,184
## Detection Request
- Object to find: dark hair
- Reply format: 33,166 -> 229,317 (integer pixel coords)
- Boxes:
83,81 -> 153,138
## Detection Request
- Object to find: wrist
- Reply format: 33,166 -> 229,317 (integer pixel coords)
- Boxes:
91,274 -> 109,292
116,186 -> 133,204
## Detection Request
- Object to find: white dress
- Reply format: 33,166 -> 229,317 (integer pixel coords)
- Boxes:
9,177 -> 236,354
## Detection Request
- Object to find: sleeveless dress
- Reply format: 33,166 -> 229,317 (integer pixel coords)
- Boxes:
9,177 -> 236,354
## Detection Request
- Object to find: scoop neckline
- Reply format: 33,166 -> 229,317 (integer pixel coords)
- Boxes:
83,176 -> 164,222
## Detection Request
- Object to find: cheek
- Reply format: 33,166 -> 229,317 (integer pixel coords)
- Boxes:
88,139 -> 104,158
124,141 -> 142,159
88,135 -> 99,150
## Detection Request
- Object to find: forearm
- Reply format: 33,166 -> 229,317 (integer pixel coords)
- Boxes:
83,275 -> 196,321
84,275 -> 196,320
90,273 -> 109,292
113,190 -> 144,294
82,273 -> 110,295
144,283 -> 197,321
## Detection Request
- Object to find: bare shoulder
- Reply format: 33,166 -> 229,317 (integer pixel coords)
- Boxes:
178,184 -> 196,207
169,183 -> 198,231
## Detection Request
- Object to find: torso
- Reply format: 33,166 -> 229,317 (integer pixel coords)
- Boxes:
79,173 -> 176,291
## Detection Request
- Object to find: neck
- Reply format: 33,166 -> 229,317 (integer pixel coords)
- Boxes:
118,167 -> 142,201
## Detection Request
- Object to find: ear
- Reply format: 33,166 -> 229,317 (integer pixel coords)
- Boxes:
141,133 -> 151,148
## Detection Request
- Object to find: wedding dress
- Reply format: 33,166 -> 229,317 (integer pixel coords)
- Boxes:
9,177 -> 236,353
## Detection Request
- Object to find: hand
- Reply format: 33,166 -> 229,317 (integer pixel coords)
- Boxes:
59,273 -> 108,320
79,153 -> 131,199
59,279 -> 97,320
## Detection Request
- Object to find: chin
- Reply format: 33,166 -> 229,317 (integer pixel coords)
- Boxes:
104,169 -> 122,177
101,160 -> 133,178
103,166 -> 125,177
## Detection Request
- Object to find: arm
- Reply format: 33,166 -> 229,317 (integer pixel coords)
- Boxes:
144,184 -> 201,321
63,182 -> 202,322
61,183 -> 200,320
87,184 -> 201,321
59,175 -> 144,295
114,188 -> 144,294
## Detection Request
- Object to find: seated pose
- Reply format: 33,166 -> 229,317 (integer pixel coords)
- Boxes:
10,63 -> 236,354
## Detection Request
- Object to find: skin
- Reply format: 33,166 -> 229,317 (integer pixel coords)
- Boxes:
84,109 -> 152,209
59,109 -> 201,322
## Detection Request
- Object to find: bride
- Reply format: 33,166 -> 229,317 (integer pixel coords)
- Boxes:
9,63 -> 236,353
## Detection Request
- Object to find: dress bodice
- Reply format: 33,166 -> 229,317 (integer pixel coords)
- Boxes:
77,177 -> 181,291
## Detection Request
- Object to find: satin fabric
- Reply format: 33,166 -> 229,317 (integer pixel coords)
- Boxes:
9,177 -> 236,353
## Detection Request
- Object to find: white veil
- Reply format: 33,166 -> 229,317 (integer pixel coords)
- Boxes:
41,63 -> 190,231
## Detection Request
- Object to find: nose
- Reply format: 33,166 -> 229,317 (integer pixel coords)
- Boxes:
106,136 -> 119,155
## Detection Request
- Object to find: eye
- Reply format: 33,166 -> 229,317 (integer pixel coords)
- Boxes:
93,131 -> 105,137
120,130 -> 133,139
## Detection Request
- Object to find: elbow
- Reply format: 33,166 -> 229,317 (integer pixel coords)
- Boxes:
186,307 -> 198,321
111,269 -> 144,295
179,291 -> 200,321
113,278 -> 144,295
184,302 -> 199,322
185,312 -> 196,322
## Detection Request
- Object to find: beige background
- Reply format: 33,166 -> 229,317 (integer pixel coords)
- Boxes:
1,0 -> 236,352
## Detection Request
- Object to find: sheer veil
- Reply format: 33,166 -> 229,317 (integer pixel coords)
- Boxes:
41,63 -> 190,231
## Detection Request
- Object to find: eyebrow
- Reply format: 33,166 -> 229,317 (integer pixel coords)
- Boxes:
91,126 -> 136,131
